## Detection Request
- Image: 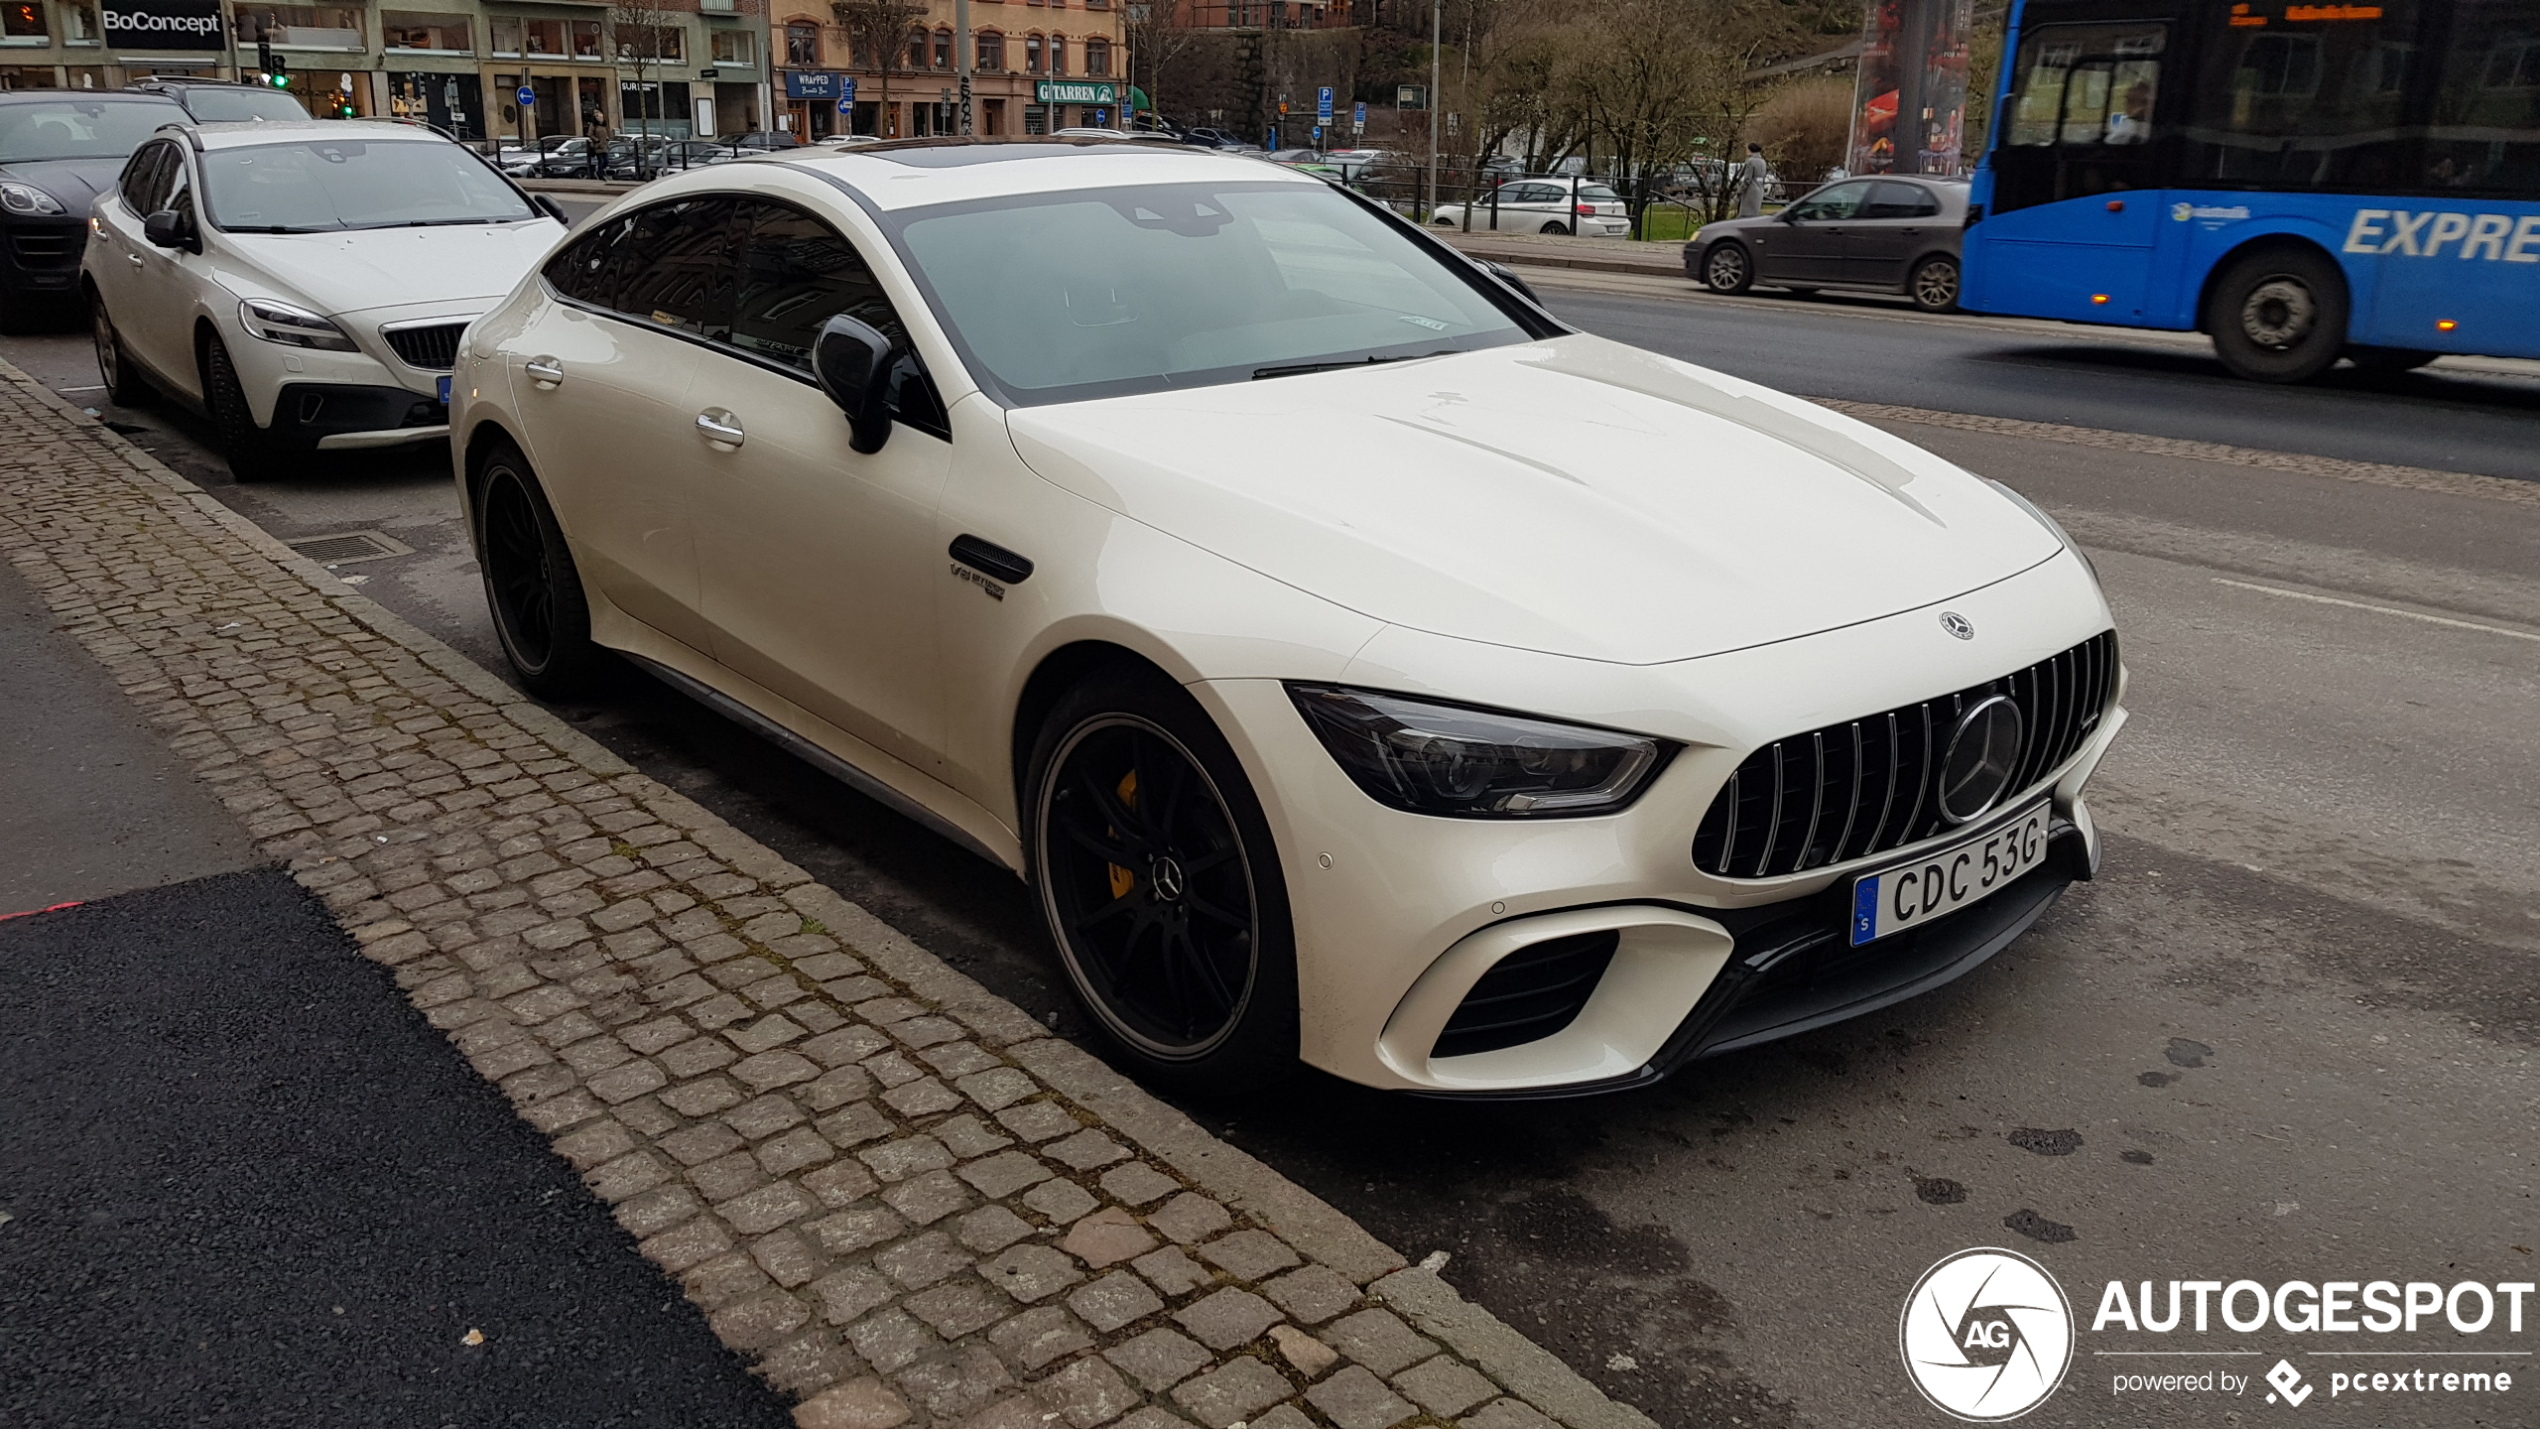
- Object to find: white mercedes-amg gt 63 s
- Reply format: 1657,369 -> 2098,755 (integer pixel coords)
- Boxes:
451,139 -> 2126,1097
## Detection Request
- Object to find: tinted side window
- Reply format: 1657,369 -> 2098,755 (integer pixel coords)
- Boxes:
542,214 -> 631,307
1865,181 -> 1941,219
1789,181 -> 1871,220
729,200 -> 906,374
119,141 -> 172,213
616,198 -> 740,339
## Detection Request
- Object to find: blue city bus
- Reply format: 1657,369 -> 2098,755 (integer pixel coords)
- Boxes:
1961,0 -> 2540,380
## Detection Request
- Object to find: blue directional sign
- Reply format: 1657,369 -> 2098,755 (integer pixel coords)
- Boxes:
1311,125 -> 1322,143
516,85 -> 535,106
1353,101 -> 1366,129
1317,85 -> 1333,122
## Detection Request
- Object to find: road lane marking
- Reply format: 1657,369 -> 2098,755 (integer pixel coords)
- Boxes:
2212,577 -> 2540,644
1824,400 -> 2540,507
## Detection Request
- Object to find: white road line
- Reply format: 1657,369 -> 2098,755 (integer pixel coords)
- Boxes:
2212,577 -> 2540,644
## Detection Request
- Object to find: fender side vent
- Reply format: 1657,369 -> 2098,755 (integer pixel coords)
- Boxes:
1432,930 -> 1618,1060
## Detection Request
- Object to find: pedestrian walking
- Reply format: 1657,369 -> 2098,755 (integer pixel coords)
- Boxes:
1737,143 -> 1770,218
584,108 -> 611,179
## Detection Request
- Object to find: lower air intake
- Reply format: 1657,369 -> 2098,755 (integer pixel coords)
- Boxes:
1432,930 -> 1618,1059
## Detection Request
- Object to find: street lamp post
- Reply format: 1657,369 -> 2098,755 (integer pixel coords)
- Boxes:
956,0 -> 973,134
1425,0 -> 1439,222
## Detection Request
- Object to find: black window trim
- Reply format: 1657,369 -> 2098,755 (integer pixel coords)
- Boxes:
538,191 -> 952,442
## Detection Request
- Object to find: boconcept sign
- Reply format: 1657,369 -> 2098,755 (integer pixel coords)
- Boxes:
101,0 -> 227,51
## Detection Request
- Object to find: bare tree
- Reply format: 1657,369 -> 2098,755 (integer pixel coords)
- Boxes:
1124,0 -> 1197,121
832,0 -> 929,136
609,0 -> 685,165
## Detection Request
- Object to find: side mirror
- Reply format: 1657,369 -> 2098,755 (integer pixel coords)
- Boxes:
1480,259 -> 1541,306
534,194 -> 568,224
812,314 -> 896,454
143,207 -> 192,250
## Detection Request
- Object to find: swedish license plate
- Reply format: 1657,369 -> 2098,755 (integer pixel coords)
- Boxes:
437,375 -> 453,405
1850,801 -> 2050,946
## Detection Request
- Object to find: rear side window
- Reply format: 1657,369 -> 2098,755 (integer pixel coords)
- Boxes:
728,199 -> 906,374
119,141 -> 173,214
543,197 -> 738,338
541,214 -> 626,306
1865,181 -> 1941,219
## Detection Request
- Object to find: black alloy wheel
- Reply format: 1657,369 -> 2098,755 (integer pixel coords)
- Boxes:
2206,246 -> 2348,383
1910,254 -> 1962,313
1030,670 -> 1297,1093
89,293 -> 149,407
475,444 -> 602,698
201,335 -> 288,482
1539,220 -> 1571,236
1702,241 -> 1752,294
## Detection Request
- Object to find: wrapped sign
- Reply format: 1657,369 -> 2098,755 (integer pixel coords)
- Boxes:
102,0 -> 225,50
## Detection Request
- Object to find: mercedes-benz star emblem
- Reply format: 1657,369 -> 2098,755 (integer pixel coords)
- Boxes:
1940,611 -> 1976,640
1148,855 -> 1187,902
1937,694 -> 2026,825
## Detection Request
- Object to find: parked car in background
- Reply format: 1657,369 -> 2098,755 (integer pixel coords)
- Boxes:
0,89 -> 188,331
501,134 -> 582,177
729,131 -> 799,151
1687,175 -> 1967,312
1054,128 -> 1137,140
126,79 -> 310,124
85,119 -> 567,479
1433,179 -> 1630,237
815,134 -> 883,147
1265,148 -> 1324,165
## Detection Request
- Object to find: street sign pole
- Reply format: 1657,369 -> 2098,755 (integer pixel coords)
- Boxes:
1426,0 -> 1440,222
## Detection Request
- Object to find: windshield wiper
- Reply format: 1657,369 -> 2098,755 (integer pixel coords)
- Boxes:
1252,351 -> 1452,381
220,224 -> 329,233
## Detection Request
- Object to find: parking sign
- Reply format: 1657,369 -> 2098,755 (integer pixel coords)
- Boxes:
1317,86 -> 1333,123
1353,101 -> 1366,130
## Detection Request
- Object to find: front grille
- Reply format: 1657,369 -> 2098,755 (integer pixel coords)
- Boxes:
1691,630 -> 2118,880
383,322 -> 467,370
9,230 -> 77,268
1433,930 -> 1618,1059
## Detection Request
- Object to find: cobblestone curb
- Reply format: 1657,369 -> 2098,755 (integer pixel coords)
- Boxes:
0,360 -> 1658,1429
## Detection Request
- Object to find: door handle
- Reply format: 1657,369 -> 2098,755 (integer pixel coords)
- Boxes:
694,409 -> 745,447
523,356 -> 563,386
126,252 -> 144,267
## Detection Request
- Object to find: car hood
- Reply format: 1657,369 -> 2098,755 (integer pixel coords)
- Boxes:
1005,335 -> 2062,665
0,157 -> 123,214
217,220 -> 566,317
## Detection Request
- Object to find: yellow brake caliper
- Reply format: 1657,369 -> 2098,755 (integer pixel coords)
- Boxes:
1107,769 -> 1138,900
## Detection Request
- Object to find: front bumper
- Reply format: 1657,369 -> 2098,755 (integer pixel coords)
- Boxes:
259,383 -> 449,451
2,216 -> 86,302
1198,545 -> 2123,1095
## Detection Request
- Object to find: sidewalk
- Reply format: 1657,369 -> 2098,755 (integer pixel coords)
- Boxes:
0,360 -> 1656,1429
1434,231 -> 1690,281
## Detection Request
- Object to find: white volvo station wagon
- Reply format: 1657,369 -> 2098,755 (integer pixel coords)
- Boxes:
451,139 -> 2126,1098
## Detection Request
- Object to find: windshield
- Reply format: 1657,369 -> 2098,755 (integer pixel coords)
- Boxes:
892,180 -> 1532,405
179,89 -> 310,123
0,98 -> 185,164
199,137 -> 537,232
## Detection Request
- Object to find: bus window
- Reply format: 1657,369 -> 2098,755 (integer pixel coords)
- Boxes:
2423,7 -> 2540,198
2188,1 -> 2419,192
1995,22 -> 2168,210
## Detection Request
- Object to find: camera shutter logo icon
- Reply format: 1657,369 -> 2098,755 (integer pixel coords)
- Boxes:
1900,1248 -> 2074,1421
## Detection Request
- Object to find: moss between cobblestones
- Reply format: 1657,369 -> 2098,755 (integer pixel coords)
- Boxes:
0,360 -> 1656,1429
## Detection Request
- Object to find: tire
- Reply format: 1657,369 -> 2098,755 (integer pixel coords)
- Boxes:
473,441 -> 605,699
1700,240 -> 1752,294
1026,666 -> 1299,1095
89,292 -> 150,407
2346,345 -> 2437,374
1909,254 -> 1961,313
202,335 -> 290,482
2205,246 -> 2349,383
1539,220 -> 1571,236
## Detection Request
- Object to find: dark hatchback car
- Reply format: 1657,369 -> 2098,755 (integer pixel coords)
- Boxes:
0,91 -> 187,331
125,79 -> 311,124
1685,175 -> 1969,312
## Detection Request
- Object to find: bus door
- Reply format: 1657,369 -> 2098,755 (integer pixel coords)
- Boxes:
1977,20 -> 2174,322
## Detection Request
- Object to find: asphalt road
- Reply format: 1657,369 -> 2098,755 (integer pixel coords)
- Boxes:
7,277 -> 2536,1427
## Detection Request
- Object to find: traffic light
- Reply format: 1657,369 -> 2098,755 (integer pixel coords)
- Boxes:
269,65 -> 290,89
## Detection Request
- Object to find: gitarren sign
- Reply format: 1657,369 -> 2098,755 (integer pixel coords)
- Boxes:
101,0 -> 226,50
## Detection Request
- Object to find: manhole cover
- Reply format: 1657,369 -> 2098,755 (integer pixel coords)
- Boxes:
286,530 -> 413,567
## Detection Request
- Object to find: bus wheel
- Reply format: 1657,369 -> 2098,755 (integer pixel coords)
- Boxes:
2206,248 -> 2348,383
2347,346 -> 2437,374
1701,241 -> 1752,294
1909,255 -> 1960,313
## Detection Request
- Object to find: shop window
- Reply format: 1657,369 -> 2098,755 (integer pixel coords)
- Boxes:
1,3 -> 46,41
1085,38 -> 1109,77
932,27 -> 951,69
712,28 -> 753,65
0,63 -> 57,85
975,31 -> 1002,71
383,11 -> 472,52
1025,33 -> 1041,72
1023,102 -> 1046,135
1048,34 -> 1064,74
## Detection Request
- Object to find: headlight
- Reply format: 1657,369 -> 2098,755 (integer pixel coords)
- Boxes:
0,181 -> 65,216
238,298 -> 360,352
1287,685 -> 1671,817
